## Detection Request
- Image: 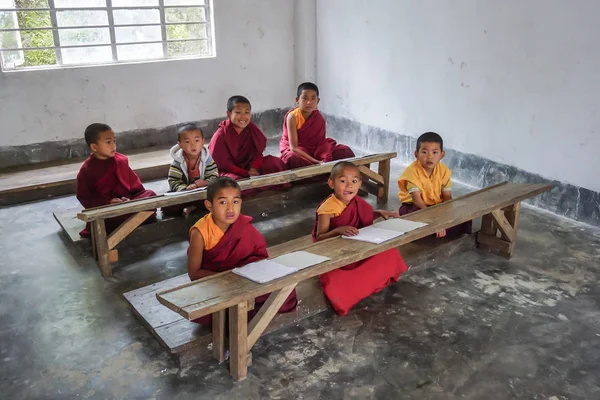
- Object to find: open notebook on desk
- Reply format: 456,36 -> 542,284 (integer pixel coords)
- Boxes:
233,251 -> 331,284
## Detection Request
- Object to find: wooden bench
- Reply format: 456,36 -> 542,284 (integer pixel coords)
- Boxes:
156,182 -> 551,380
124,231 -> 474,355
76,153 -> 396,277
0,146 -> 172,206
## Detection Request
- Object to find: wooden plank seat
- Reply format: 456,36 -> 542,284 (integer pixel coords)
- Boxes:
156,182 -> 552,380
0,146 -> 172,206
124,231 -> 474,356
76,153 -> 397,277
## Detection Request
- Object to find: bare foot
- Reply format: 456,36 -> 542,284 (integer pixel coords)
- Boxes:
182,206 -> 197,217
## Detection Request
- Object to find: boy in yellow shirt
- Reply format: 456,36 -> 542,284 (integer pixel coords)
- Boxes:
398,132 -> 471,238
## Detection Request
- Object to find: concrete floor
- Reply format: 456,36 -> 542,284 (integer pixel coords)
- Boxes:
1,159 -> 600,400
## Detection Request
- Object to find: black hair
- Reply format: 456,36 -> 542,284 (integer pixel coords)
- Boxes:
226,95 -> 251,112
177,123 -> 204,142
329,161 -> 360,180
84,123 -> 112,146
206,176 -> 241,202
297,82 -> 319,98
416,131 -> 444,152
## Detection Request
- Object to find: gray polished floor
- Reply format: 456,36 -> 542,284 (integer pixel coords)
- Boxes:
1,157 -> 599,400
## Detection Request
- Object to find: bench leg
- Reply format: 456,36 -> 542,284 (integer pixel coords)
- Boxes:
91,219 -> 112,277
477,202 -> 521,258
377,159 -> 391,204
228,301 -> 248,381
247,284 -> 297,350
212,309 -> 227,363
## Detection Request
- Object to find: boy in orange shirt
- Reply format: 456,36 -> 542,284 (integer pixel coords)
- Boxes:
398,132 -> 471,237
187,177 -> 297,325
313,161 -> 408,316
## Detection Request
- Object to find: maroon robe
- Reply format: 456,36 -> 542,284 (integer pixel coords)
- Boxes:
280,109 -> 355,169
312,196 -> 407,316
190,214 -> 297,325
76,152 -> 156,237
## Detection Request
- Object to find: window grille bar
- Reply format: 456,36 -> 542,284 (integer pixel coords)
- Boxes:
0,21 -> 205,32
1,38 -> 206,52
46,0 -> 63,65
0,5 -> 207,12
158,0 -> 168,57
105,0 -> 118,61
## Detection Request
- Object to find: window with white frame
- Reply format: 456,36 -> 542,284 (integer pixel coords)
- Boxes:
0,0 -> 214,71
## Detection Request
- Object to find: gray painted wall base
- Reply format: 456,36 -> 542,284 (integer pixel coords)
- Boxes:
0,108 -> 288,169
325,113 -> 600,228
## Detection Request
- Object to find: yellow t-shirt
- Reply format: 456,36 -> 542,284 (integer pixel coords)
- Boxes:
291,107 -> 306,130
189,213 -> 224,250
398,160 -> 452,205
317,194 -> 347,217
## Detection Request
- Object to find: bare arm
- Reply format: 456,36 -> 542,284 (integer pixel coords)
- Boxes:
315,213 -> 359,241
410,191 -> 429,210
286,112 -> 321,164
187,229 -> 215,280
442,191 -> 452,202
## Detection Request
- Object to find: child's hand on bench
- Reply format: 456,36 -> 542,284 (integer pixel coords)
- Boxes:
376,209 -> 400,220
436,229 -> 447,238
110,197 -> 130,204
333,226 -> 359,237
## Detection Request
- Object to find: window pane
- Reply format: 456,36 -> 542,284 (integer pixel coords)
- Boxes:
62,45 -> 112,64
167,39 -> 206,57
59,28 -> 110,46
56,10 -> 109,27
14,9 -> 50,29
113,9 -> 160,25
112,0 -> 158,6
164,0 -> 205,5
117,42 -> 162,60
166,23 -> 206,40
0,8 -> 25,68
54,0 -> 106,7
12,4 -> 57,67
165,7 -> 205,23
115,25 -> 161,44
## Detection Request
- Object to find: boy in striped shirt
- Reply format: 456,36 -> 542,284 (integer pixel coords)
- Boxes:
164,123 -> 218,217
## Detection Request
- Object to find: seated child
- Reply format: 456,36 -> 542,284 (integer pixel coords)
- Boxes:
398,132 -> 471,238
163,123 -> 219,217
76,123 -> 156,237
187,177 -> 297,325
280,82 -> 355,169
208,95 -> 289,193
313,161 -> 408,316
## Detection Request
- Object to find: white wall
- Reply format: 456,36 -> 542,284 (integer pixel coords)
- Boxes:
0,0 -> 294,147
316,0 -> 600,192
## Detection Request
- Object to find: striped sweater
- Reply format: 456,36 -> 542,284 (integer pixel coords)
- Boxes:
168,144 -> 218,192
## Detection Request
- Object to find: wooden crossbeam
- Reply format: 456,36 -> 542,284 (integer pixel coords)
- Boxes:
491,209 -> 516,242
358,166 -> 385,186
246,284 -> 297,350
107,211 -> 154,250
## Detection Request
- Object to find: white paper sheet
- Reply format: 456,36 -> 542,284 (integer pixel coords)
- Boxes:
232,251 -> 331,283
342,226 -> 404,244
373,218 -> 427,233
232,260 -> 296,284
272,251 -> 331,270
163,186 -> 207,196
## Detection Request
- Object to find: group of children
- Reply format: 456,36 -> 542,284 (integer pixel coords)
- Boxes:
75,81 -> 466,318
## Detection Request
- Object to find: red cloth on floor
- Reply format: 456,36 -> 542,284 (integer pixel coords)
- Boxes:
76,153 -> 156,237
312,196 -> 407,316
190,214 -> 297,325
280,109 -> 355,167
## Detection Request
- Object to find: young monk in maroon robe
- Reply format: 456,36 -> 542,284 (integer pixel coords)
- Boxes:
280,82 -> 355,169
208,95 -> 289,194
313,162 -> 408,316
76,123 -> 156,237
187,177 -> 297,325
